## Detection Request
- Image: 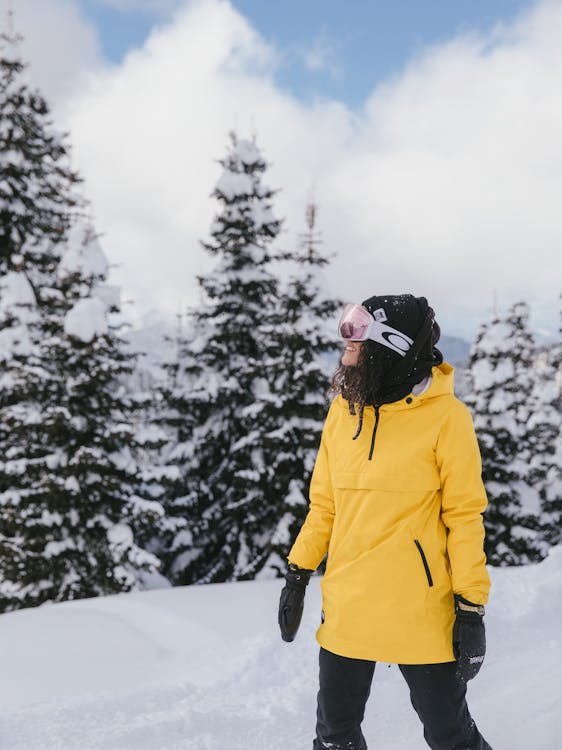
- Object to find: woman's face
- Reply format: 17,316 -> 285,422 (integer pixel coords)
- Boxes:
341,340 -> 362,367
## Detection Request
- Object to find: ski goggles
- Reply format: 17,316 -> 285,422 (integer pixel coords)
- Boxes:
338,303 -> 414,356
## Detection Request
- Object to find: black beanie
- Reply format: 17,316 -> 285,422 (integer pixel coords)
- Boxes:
362,294 -> 430,345
360,293 -> 443,402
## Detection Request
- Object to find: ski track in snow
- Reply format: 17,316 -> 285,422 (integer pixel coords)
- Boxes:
1,552 -> 561,749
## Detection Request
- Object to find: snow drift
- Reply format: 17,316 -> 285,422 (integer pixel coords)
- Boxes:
0,548 -> 561,749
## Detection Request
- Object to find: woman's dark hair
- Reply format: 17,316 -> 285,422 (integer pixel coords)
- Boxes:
329,341 -> 397,416
329,318 -> 442,439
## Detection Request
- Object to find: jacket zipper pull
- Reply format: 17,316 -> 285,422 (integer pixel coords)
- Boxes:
368,405 -> 380,461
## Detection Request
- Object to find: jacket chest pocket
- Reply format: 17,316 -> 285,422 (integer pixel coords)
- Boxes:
334,468 -> 441,494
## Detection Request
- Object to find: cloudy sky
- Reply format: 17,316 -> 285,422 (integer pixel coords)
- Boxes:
5,0 -> 562,339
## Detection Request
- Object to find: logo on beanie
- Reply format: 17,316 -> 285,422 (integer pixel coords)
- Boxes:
382,331 -> 411,352
372,307 -> 388,323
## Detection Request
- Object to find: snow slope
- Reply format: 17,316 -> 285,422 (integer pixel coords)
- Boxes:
1,549 -> 561,750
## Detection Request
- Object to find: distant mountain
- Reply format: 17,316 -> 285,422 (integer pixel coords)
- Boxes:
439,334 -> 471,367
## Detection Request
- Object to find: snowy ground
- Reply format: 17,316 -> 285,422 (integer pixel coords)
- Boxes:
1,550 -> 561,750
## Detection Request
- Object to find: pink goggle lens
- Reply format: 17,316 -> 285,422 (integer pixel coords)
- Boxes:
338,304 -> 373,341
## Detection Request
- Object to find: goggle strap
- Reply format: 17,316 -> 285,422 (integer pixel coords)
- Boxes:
368,319 -> 413,355
383,307 -> 435,381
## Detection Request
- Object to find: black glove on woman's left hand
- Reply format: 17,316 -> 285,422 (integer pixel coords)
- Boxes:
278,563 -> 313,642
453,594 -> 486,682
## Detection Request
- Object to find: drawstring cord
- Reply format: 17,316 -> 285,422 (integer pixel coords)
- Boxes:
368,406 -> 380,461
352,404 -> 365,440
352,404 -> 381,462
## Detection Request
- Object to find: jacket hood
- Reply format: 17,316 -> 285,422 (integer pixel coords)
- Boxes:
384,361 -> 454,411
417,362 -> 454,401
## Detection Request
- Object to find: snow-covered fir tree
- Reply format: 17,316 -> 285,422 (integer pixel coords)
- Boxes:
0,224 -> 165,610
259,202 -> 341,576
0,29 -> 80,608
528,345 -> 562,548
534,296 -> 562,547
0,30 -> 162,610
465,302 -> 550,565
149,312 -> 202,584
0,30 -> 81,274
159,133 -> 289,584
0,27 -> 80,443
0,27 -> 79,434
124,316 -> 182,576
47,227 -> 164,596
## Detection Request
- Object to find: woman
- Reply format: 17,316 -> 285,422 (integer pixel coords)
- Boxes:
278,294 -> 492,750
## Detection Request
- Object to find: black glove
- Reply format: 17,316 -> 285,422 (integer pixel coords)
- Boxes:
453,594 -> 486,682
278,563 -> 313,642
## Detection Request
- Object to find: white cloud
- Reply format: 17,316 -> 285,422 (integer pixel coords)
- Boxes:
91,0 -> 184,13
9,0 -> 104,111
25,0 -> 562,338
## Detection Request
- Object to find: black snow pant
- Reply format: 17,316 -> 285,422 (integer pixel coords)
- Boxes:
313,647 -> 493,750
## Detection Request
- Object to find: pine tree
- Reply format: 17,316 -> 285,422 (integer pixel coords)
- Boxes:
0,31 -> 162,609
0,29 -> 80,607
150,312 -> 201,583
0,225 -> 164,610
0,28 -> 81,515
534,295 -> 562,547
258,201 -> 342,577
160,133 -> 284,584
465,302 -> 549,565
0,28 -> 80,459
122,312 -> 180,520
0,30 -> 81,275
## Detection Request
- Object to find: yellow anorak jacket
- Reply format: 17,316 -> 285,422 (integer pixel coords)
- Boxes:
288,363 -> 490,664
